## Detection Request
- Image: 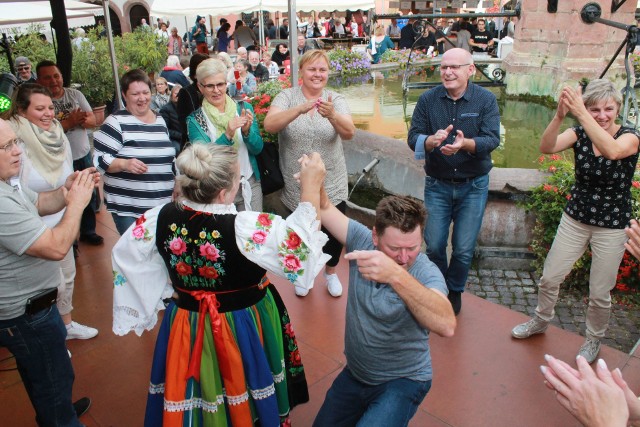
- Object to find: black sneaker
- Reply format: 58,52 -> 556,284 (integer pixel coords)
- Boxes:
79,233 -> 104,245
73,397 -> 91,417
448,290 -> 462,315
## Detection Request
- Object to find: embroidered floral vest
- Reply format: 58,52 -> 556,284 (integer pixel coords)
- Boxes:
155,203 -> 266,311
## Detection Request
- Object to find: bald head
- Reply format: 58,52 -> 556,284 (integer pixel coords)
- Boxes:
0,119 -> 14,139
440,48 -> 475,99
0,118 -> 21,182
442,48 -> 473,65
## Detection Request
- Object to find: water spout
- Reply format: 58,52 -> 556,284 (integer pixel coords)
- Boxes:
348,159 -> 380,201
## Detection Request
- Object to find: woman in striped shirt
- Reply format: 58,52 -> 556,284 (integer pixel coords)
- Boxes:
94,69 -> 176,234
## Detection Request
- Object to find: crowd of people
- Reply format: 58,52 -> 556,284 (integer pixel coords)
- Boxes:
0,9 -> 637,427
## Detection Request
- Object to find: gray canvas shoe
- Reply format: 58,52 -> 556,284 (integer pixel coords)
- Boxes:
511,317 -> 549,339
577,338 -> 601,364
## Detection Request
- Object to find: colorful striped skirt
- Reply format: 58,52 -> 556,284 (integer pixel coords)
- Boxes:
144,287 -> 309,426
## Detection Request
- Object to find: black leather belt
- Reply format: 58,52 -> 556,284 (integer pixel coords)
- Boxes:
437,176 -> 474,184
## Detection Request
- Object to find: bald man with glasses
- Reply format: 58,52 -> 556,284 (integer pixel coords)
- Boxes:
408,48 -> 500,315
0,118 -> 97,424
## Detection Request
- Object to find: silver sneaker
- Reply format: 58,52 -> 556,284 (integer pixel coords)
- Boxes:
511,317 -> 549,339
577,338 -> 601,364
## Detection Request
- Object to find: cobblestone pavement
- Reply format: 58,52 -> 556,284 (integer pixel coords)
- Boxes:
466,269 -> 640,354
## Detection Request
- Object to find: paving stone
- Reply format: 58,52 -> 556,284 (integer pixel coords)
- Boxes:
505,270 -> 518,279
479,269 -> 492,277
494,278 -> 507,287
492,270 -> 505,278
486,297 -> 501,304
507,279 -> 521,287
510,304 -> 526,312
486,291 -> 499,298
480,277 -> 494,286
522,287 -> 537,294
521,279 -> 535,286
517,271 -> 531,279
515,298 -> 528,306
467,276 -> 479,285
468,269 -> 478,277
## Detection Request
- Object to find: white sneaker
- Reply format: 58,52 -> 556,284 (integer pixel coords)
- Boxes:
66,321 -> 98,340
325,273 -> 343,297
295,286 -> 309,297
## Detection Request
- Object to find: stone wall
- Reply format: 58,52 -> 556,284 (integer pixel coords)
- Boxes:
504,0 -> 636,98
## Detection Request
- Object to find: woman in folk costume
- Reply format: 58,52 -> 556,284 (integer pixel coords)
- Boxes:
112,144 -> 330,426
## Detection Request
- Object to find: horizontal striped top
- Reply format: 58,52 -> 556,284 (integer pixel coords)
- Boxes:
93,110 -> 176,217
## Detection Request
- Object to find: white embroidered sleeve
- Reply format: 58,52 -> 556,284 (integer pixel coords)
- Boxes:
112,205 -> 173,336
235,202 -> 330,292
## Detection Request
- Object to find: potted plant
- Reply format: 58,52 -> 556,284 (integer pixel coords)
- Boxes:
115,27 -> 168,80
71,27 -> 116,125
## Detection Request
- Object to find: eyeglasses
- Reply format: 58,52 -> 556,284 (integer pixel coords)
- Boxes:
16,66 -> 30,71
1,138 -> 24,153
199,82 -> 227,92
440,64 -> 471,71
448,21 -> 454,24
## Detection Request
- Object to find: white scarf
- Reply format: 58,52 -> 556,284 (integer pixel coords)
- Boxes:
13,116 -> 68,187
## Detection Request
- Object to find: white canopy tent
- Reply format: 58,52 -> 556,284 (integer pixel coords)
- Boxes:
0,0 -> 101,26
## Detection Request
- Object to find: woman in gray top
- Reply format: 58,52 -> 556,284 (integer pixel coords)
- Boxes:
264,50 -> 355,298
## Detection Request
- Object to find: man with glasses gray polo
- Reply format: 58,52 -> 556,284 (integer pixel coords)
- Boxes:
14,56 -> 36,85
408,48 -> 500,315
0,118 -> 96,424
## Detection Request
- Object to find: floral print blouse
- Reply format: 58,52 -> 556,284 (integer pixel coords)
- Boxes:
565,126 -> 640,229
112,201 -> 329,336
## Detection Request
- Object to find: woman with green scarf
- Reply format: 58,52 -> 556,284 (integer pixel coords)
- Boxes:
186,58 -> 264,211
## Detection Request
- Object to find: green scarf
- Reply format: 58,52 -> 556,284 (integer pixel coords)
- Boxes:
202,95 -> 241,149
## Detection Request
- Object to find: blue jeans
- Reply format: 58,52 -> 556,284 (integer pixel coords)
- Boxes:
313,368 -> 431,427
111,213 -> 137,235
424,174 -> 489,292
0,305 -> 81,426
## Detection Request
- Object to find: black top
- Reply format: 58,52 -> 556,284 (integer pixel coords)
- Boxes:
177,83 -> 203,146
398,24 -> 416,49
565,126 -> 640,229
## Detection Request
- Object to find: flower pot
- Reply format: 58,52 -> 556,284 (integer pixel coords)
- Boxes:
92,105 -> 107,127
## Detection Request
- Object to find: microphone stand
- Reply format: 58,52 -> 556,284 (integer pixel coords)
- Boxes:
581,2 -> 638,127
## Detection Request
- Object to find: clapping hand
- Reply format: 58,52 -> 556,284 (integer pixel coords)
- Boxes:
240,108 -> 254,135
440,129 -> 465,156
317,94 -> 336,120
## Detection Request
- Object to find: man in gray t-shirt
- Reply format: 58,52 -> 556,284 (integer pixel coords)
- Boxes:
0,118 -> 96,424
37,61 -> 103,246
309,159 -> 457,427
